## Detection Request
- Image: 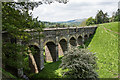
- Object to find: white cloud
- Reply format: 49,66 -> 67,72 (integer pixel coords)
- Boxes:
30,0 -> 119,22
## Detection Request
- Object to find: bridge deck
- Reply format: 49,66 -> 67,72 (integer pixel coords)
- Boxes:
43,26 -> 97,31
2,26 -> 97,32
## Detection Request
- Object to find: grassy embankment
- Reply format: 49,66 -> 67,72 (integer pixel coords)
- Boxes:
30,56 -> 65,78
88,22 -> 119,78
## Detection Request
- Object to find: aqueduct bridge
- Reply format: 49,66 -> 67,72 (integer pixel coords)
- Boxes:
2,26 -> 97,73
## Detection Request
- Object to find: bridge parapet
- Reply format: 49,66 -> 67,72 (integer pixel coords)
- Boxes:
43,26 -> 97,37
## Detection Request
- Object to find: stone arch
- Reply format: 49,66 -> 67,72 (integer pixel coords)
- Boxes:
58,39 -> 67,56
28,45 -> 40,73
70,37 -> 77,47
69,36 -> 76,40
45,41 -> 57,62
59,37 -> 67,43
44,40 -> 56,47
84,34 -> 88,41
77,35 -> 83,45
29,42 -> 40,48
89,33 -> 93,37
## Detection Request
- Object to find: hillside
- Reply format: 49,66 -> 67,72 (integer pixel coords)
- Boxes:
43,18 -> 86,28
56,18 -> 86,26
88,22 -> 119,78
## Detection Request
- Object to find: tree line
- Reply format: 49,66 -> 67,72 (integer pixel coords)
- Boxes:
86,9 -> 120,26
43,21 -> 70,28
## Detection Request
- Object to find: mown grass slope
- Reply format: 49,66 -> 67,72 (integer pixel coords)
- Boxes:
88,22 -> 119,78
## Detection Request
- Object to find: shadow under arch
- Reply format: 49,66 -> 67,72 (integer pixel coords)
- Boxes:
89,33 -> 93,37
44,40 -> 56,47
28,45 -> 40,72
59,37 -> 67,43
58,39 -> 67,56
70,37 -> 77,47
84,34 -> 88,42
77,35 -> 83,45
45,41 -> 57,62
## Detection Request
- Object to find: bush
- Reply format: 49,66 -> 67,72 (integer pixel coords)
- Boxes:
60,47 -> 98,79
86,17 -> 95,26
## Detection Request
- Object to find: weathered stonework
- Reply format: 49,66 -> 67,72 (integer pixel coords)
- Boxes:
2,26 -> 97,73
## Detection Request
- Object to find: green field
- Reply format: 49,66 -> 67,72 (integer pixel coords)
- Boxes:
29,56 -> 65,79
88,22 -> 119,78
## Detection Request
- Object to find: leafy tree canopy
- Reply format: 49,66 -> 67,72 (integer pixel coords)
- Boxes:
86,17 -> 95,26
95,10 -> 109,24
2,0 -> 69,73
114,9 -> 120,21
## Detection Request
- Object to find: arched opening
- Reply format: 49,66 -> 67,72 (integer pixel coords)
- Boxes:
89,34 -> 93,38
84,35 -> 88,41
70,37 -> 77,47
58,39 -> 67,56
77,36 -> 82,45
28,45 -> 40,73
45,42 -> 57,62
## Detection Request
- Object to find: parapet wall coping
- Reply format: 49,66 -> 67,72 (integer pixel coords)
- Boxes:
2,26 -> 97,33
44,26 -> 97,31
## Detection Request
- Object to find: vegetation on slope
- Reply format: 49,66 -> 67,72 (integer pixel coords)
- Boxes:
29,57 -> 64,79
88,22 -> 119,78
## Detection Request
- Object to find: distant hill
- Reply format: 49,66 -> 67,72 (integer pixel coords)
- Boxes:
43,18 -> 87,28
54,18 -> 86,26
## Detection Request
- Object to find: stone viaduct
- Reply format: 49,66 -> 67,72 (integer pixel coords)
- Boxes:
2,26 -> 97,73
25,26 -> 97,72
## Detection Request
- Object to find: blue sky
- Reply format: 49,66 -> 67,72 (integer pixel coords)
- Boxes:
29,0 -> 119,22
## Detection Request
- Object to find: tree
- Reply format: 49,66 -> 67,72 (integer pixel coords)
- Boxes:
103,12 -> 109,23
114,9 -> 120,21
2,2 -> 45,78
60,47 -> 98,79
110,12 -> 116,22
86,17 -> 95,26
95,10 -> 104,24
2,0 -> 69,78
95,10 -> 109,24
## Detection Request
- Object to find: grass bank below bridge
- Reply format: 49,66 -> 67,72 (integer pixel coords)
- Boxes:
29,56 -> 65,78
88,22 -> 119,78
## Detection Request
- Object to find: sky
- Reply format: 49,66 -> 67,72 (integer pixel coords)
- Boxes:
29,0 -> 119,22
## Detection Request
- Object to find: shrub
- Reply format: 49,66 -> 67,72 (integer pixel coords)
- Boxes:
60,47 -> 98,79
